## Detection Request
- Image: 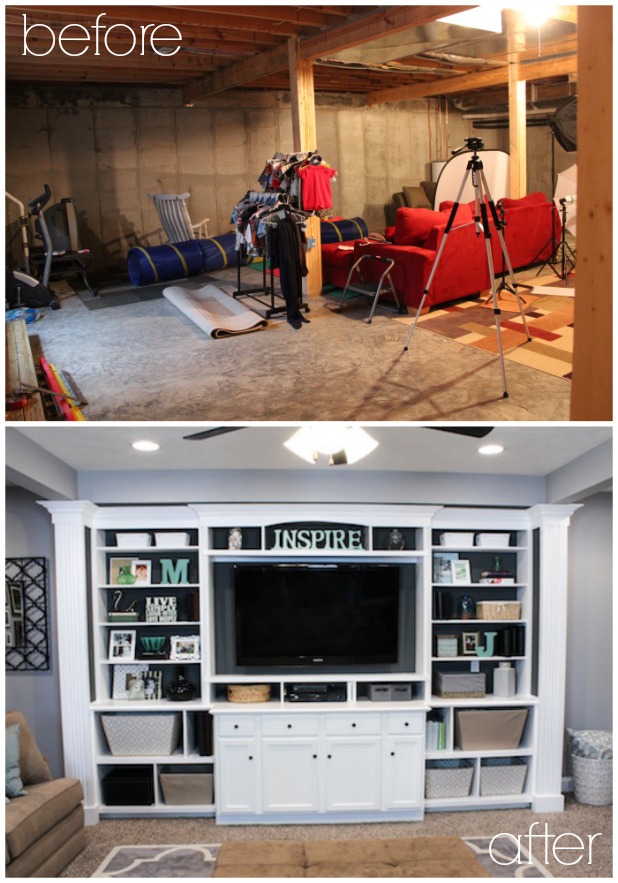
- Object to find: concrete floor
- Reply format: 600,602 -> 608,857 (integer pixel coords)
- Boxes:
27,268 -> 571,423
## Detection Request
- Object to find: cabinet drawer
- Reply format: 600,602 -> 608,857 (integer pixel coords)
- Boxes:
324,713 -> 381,736
262,715 -> 319,737
386,713 -> 424,736
218,715 -> 256,737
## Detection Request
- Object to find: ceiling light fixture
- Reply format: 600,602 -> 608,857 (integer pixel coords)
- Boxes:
478,443 -> 505,456
132,440 -> 160,453
438,6 -> 503,34
284,425 -> 379,466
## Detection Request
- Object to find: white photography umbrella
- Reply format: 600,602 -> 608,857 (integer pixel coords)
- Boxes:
554,164 -> 577,235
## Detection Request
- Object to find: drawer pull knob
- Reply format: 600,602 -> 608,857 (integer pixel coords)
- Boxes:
404,722 -> 409,727
391,751 -> 395,756
351,722 -> 356,728
327,754 -> 332,759
248,755 -> 253,760
287,724 -> 292,729
234,724 -> 239,729
313,754 -> 318,759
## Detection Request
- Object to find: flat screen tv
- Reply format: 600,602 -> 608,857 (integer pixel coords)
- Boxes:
213,562 -> 416,674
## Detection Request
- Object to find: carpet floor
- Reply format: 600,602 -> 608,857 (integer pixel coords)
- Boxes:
27,266 -> 571,422
61,796 -> 612,878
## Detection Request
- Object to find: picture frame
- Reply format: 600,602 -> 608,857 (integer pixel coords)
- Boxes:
131,559 -> 152,585
112,663 -> 148,699
461,631 -> 480,655
108,629 -> 137,661
433,552 -> 459,584
109,557 -> 135,585
144,670 -> 163,701
169,634 -> 200,661
450,559 -> 471,585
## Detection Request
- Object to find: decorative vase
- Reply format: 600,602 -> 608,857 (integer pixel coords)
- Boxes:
493,661 -> 516,697
166,667 -> 196,702
117,565 -> 136,585
387,528 -> 405,551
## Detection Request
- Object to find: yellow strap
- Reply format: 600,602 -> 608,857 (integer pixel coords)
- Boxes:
169,244 -> 189,276
204,237 -> 228,268
135,247 -> 159,283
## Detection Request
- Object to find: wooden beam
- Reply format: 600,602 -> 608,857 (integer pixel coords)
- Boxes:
183,42 -> 289,103
570,5 -> 612,419
366,54 -> 577,105
288,37 -> 322,299
505,9 -> 527,198
300,5 -> 474,60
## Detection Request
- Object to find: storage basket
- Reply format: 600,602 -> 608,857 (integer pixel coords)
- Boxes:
116,532 -> 151,548
480,757 -> 528,795
475,533 -> 511,548
227,684 -> 271,703
455,708 -> 528,750
571,755 -> 613,806
425,759 -> 474,799
436,672 -> 486,699
476,600 -> 521,620
101,713 -> 181,756
440,532 -> 474,548
155,532 -> 190,547
160,772 -> 214,805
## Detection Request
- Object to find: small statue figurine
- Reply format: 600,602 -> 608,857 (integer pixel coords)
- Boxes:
228,527 -> 243,550
387,528 -> 405,551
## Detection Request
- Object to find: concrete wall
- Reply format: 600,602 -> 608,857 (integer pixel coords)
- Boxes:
7,83 -> 564,281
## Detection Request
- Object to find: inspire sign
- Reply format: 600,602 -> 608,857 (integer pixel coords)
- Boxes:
22,13 -> 183,58
268,523 -> 366,552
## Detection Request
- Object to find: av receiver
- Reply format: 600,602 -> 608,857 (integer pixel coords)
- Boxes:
286,683 -> 346,702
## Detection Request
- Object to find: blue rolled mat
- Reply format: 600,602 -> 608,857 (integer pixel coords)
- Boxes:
196,232 -> 238,271
127,240 -> 204,286
320,217 -> 368,244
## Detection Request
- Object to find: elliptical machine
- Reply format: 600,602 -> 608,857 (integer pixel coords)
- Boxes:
5,185 -> 60,309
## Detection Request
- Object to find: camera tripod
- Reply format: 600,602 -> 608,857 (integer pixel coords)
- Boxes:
536,197 -> 576,282
402,138 -> 531,399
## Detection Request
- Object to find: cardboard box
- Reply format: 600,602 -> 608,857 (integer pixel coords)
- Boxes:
436,672 -> 486,698
455,708 -> 528,750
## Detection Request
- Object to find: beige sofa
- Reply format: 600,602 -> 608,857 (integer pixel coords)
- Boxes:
5,711 -> 86,877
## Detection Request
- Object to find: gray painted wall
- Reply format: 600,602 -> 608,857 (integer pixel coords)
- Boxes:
6,84 -> 572,278
5,487 -> 65,777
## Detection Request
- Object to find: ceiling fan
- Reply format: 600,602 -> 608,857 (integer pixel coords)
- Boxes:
183,426 -> 494,441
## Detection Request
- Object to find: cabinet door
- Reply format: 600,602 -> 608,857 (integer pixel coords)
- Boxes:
217,738 -> 259,813
382,735 -> 424,810
324,736 -> 382,811
262,737 -> 320,812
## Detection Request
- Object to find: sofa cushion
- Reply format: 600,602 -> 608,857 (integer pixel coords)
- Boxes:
216,840 -> 305,867
438,202 -> 473,225
5,711 -> 51,786
6,806 -> 85,878
5,778 -> 84,861
5,725 -> 27,798
499,191 -> 547,210
394,208 -> 444,246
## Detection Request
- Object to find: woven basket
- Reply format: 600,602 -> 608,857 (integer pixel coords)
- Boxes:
101,713 -> 180,756
227,684 -> 271,703
476,600 -> 521,620
571,754 -> 613,805
480,758 -> 528,795
425,759 -> 474,799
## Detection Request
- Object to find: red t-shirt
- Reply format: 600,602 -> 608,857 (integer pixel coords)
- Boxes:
298,165 -> 337,210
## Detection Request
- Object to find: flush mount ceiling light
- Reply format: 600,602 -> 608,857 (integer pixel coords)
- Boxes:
131,440 -> 160,452
284,425 -> 379,466
479,443 -> 505,455
438,6 -> 503,33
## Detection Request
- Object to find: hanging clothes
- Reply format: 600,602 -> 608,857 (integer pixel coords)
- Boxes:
270,214 -> 310,330
298,164 -> 337,211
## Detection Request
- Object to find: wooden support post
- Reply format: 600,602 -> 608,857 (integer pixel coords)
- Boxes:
571,6 -> 612,419
505,10 -> 527,198
288,37 -> 322,298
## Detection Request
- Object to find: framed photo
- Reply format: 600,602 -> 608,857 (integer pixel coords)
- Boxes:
109,557 -> 135,585
131,560 -> 152,585
112,664 -> 148,699
450,559 -> 471,585
461,631 -> 480,655
109,629 -> 137,661
433,552 -> 459,584
170,634 -> 200,661
144,670 -> 163,701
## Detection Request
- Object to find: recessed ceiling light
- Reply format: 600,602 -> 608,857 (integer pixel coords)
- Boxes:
132,440 -> 160,453
479,443 -> 505,456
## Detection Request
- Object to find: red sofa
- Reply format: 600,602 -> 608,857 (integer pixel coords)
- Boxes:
325,194 -> 559,312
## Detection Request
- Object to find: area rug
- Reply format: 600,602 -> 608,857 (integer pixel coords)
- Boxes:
396,294 -> 573,380
163,283 -> 268,337
91,837 -> 551,878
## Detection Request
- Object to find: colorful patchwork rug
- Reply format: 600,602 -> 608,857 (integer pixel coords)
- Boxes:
397,294 -> 573,380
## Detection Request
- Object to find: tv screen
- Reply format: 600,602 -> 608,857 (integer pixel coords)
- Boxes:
233,564 -> 400,667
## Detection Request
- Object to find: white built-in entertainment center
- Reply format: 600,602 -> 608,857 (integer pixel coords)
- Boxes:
41,502 -> 577,825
